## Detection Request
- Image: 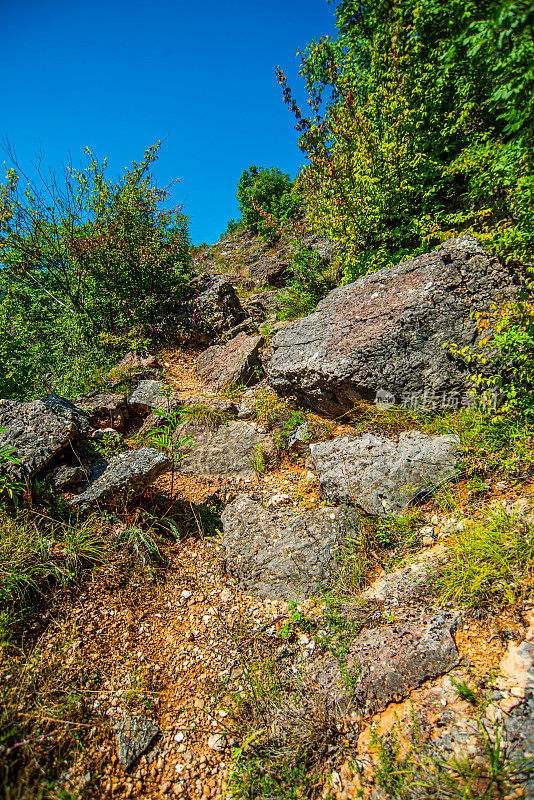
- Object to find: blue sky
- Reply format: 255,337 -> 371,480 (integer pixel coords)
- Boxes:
1,0 -> 335,244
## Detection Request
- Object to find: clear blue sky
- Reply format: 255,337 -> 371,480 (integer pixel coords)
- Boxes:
1,0 -> 335,245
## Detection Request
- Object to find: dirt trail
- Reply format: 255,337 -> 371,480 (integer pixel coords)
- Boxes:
19,349 -> 533,800
46,349 -> 324,800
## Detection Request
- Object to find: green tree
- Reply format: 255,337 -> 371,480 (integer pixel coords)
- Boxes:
278,0 -> 534,279
236,165 -> 301,238
0,142 -> 193,399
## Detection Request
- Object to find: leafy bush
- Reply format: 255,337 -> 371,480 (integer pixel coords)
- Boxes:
237,165 -> 301,238
276,241 -> 336,320
448,295 -> 534,420
278,0 -> 534,280
0,142 -> 192,399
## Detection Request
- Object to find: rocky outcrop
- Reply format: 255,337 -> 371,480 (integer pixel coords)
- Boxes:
307,609 -> 460,718
70,448 -> 171,510
174,419 -> 277,478
309,431 -> 463,515
75,393 -> 129,431
154,276 -> 246,345
266,236 -> 516,414
221,496 -> 359,601
0,394 -> 89,479
128,380 -> 179,414
196,332 -> 264,391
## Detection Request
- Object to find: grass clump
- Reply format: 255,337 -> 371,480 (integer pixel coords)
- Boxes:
0,512 -> 107,645
177,402 -> 232,428
420,408 -> 534,476
438,508 -> 534,609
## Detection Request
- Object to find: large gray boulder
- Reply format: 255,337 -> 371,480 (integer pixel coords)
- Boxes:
221,496 -> 359,601
174,419 -> 277,478
196,332 -> 264,391
0,394 -> 89,479
70,448 -> 171,510
309,430 -> 462,516
266,236 -> 516,414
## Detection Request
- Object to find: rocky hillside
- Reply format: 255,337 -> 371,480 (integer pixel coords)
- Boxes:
1,231 -> 533,800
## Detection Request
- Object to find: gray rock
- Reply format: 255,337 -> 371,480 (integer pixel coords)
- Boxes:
75,393 -> 129,430
307,610 -> 460,718
309,430 -> 462,516
70,448 -> 171,510
266,236 -> 517,414
196,332 -> 264,391
362,546 -> 446,605
174,420 -> 277,478
116,350 -> 159,372
154,276 -> 246,345
90,427 -> 121,442
113,716 -> 160,771
0,394 -> 89,479
128,380 -> 178,413
503,697 -> 534,796
221,496 -> 359,601
46,464 -> 86,491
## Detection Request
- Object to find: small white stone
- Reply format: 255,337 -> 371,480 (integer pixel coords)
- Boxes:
174,732 -> 185,743
181,591 -> 192,600
208,734 -> 226,752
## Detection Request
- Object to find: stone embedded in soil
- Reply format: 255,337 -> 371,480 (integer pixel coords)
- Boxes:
266,236 -> 516,415
196,332 -> 264,391
174,419 -> 277,478
70,447 -> 171,509
129,380 -> 180,413
0,394 -> 89,479
114,716 -> 160,771
309,430 -> 463,516
307,610 -> 460,718
362,545 -> 446,605
74,393 -> 130,431
45,464 -> 86,491
221,495 -> 360,601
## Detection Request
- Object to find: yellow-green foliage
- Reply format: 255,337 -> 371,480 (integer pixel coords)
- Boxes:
279,0 -> 534,280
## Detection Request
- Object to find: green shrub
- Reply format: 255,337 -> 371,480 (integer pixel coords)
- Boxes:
449,295 -> 534,420
276,241 -> 336,320
237,165 -> 301,238
0,142 -> 192,400
278,0 -> 534,280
